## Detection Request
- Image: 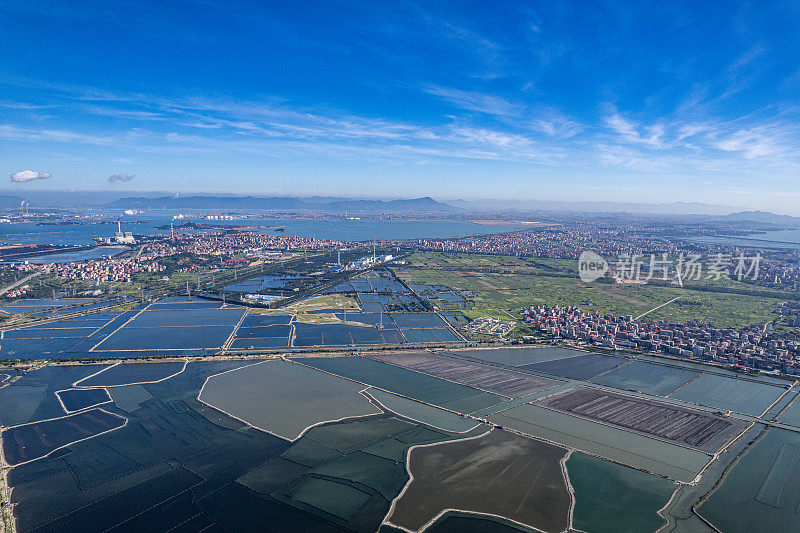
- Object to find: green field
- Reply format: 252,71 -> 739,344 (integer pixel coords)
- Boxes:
395,252 -> 790,329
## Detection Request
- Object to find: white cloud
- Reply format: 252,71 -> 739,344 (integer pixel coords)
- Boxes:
10,170 -> 51,182
108,173 -> 135,182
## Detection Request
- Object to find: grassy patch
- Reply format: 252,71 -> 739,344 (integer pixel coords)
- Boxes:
255,293 -> 360,315
395,252 -> 790,329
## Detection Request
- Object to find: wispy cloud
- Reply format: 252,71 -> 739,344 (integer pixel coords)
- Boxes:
0,83 -> 584,166
107,172 -> 134,182
604,107 -> 666,148
601,102 -> 800,172
712,126 -> 795,159
426,85 -> 585,139
426,84 -> 515,115
2,79 -> 798,186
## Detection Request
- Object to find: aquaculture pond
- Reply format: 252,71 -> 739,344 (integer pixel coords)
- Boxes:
567,452 -> 676,533
520,353 -> 627,380
0,298 -> 96,314
297,356 -> 505,413
1,358 -> 727,533
451,346 -> 587,367
668,373 -> 788,416
386,429 -> 571,533
198,360 -> 380,440
487,403 -> 710,482
698,428 -> 800,533
591,360 -> 699,396
77,361 -> 187,387
56,387 -> 112,412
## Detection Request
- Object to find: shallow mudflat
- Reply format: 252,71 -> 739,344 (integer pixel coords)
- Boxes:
387,429 -> 570,533
198,360 -> 380,439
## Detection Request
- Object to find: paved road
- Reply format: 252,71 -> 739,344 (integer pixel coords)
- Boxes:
0,271 -> 41,297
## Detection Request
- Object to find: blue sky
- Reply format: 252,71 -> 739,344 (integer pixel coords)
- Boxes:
1,1 -> 799,211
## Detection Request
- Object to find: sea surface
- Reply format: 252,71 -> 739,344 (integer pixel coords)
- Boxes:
685,230 -> 800,250
0,216 -> 522,246
20,246 -> 129,264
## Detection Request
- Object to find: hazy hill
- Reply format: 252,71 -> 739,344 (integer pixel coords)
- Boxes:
325,196 -> 456,212
105,195 -> 456,213
447,199 -> 735,215
0,195 -> 26,210
722,210 -> 800,226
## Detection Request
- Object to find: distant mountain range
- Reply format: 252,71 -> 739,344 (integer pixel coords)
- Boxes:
4,190 -> 800,222
721,210 -> 800,225
105,195 -> 458,213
